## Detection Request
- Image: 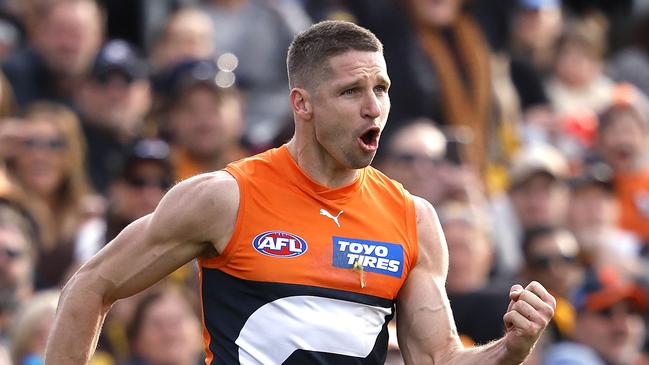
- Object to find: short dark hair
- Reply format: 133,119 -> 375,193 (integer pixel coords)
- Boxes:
286,20 -> 383,89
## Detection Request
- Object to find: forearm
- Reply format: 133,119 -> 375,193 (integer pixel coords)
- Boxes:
441,338 -> 527,365
44,273 -> 111,365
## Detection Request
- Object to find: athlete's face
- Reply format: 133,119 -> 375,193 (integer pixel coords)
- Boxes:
310,51 -> 391,169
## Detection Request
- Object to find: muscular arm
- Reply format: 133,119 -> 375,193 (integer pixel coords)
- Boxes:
397,197 -> 555,365
44,171 -> 239,365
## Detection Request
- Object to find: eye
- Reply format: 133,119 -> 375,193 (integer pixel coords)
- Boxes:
341,88 -> 359,96
374,85 -> 388,94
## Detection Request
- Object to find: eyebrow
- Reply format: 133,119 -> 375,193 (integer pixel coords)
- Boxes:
337,75 -> 391,91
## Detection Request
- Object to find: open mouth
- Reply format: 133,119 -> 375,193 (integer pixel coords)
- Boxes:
358,127 -> 380,151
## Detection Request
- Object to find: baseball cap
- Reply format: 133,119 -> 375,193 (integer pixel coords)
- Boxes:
599,83 -> 649,132
571,267 -> 647,313
154,58 -> 234,102
509,144 -> 569,190
121,138 -> 173,182
437,201 -> 490,233
519,0 -> 560,10
91,39 -> 148,83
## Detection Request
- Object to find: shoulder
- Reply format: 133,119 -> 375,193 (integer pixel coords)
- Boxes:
148,171 -> 239,246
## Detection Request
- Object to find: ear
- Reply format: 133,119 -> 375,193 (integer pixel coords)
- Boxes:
290,88 -> 313,120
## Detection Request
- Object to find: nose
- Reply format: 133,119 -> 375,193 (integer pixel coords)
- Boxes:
362,92 -> 382,120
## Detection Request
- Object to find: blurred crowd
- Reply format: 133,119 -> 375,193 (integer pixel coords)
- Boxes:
0,0 -> 649,364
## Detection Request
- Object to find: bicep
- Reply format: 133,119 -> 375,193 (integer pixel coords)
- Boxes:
396,197 -> 463,365
69,172 -> 239,304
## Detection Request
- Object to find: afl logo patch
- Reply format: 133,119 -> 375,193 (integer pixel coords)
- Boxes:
252,231 -> 308,258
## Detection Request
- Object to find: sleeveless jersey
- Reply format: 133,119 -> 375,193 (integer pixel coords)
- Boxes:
199,145 -> 419,365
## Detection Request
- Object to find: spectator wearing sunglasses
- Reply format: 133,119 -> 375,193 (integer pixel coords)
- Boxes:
104,138 -> 173,244
521,226 -> 584,346
74,39 -> 152,194
543,267 -> 648,365
4,102 -> 96,289
375,119 -> 485,207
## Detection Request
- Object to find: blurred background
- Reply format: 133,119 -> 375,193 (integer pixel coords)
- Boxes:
1,0 -> 649,364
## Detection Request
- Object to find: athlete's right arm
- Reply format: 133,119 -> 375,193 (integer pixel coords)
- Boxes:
44,171 -> 239,365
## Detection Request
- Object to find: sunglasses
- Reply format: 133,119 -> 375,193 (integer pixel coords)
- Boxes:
0,246 -> 24,260
125,176 -> 171,190
22,137 -> 67,151
390,152 -> 442,165
529,254 -> 577,269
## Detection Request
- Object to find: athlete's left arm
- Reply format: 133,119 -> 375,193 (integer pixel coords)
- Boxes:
395,196 -> 556,365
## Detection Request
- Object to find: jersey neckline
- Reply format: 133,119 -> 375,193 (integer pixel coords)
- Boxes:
277,144 -> 366,201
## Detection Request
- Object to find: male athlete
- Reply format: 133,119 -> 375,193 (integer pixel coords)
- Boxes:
45,21 -> 555,364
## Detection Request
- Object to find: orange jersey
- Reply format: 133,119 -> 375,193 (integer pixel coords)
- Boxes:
615,169 -> 649,243
198,145 -> 419,364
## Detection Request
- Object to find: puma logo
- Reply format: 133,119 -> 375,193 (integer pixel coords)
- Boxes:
320,209 -> 343,228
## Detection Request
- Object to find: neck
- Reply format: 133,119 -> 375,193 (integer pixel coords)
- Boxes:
286,138 -> 359,188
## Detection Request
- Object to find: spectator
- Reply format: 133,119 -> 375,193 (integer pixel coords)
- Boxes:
491,143 -> 570,274
125,287 -> 203,365
198,0 -> 309,148
4,102 -> 95,289
440,200 -> 511,345
74,39 -> 152,194
596,84 -> 649,244
0,202 -> 37,343
510,0 -> 564,75
546,13 -> 614,119
104,138 -> 173,243
155,59 -> 248,180
543,267 -> 647,365
566,163 -> 643,277
150,7 -> 215,71
520,226 -> 585,346
375,119 -> 485,206
2,0 -> 104,107
9,289 -> 59,365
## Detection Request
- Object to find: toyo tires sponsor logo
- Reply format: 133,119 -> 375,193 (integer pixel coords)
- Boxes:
332,236 -> 404,278
252,231 -> 308,258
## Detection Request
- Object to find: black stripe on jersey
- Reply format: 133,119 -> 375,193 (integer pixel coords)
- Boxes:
201,267 -> 395,365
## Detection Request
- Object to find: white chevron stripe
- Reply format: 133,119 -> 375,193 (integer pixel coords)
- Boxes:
236,295 -> 391,364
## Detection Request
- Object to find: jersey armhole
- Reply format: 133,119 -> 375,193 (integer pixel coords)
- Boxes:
199,166 -> 246,269
403,191 -> 419,276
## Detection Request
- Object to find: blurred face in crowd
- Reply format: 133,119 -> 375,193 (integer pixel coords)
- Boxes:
523,230 -> 582,297
111,161 -> 170,222
31,0 -> 103,76
408,0 -> 462,27
444,219 -> 492,294
513,5 -> 563,51
78,72 -> 151,137
574,301 -> 645,365
568,184 -> 618,231
0,226 -> 33,297
132,292 -> 203,365
14,120 -> 67,198
153,8 -> 215,70
598,109 -> 648,173
170,85 -> 243,160
510,172 -> 569,228
378,122 -> 447,203
554,41 -> 601,88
